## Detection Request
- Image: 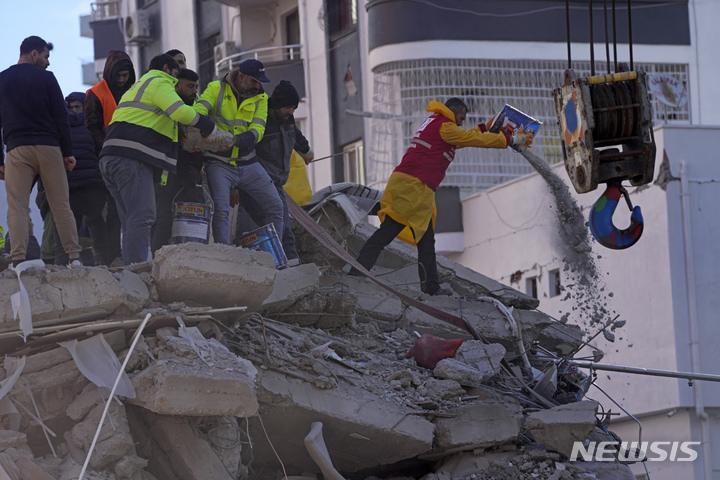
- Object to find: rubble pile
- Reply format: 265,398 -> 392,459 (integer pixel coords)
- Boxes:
0,195 -> 635,480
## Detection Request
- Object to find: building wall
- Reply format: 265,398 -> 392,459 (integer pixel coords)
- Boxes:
160,0 -> 198,70
451,126 -> 720,478
300,0 -> 334,191
366,0 -> 691,49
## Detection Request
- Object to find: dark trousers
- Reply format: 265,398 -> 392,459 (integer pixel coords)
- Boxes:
85,189 -> 122,265
354,216 -> 439,293
52,184 -> 107,265
236,183 -> 298,260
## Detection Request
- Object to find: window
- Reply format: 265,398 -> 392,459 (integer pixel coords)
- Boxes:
327,0 -> 357,36
285,9 -> 301,59
549,269 -> 561,297
526,277 -> 537,299
343,140 -> 364,184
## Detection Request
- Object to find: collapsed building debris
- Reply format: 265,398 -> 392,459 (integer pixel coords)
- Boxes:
0,189 -> 638,480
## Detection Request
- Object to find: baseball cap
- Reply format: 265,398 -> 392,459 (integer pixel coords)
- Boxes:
238,59 -> 270,83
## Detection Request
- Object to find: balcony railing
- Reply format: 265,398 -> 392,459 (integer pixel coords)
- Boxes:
91,1 -> 120,21
215,44 -> 303,77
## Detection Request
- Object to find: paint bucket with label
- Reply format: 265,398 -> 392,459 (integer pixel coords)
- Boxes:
239,224 -> 288,269
170,186 -> 213,245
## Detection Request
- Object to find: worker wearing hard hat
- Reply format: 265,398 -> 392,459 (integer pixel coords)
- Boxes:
350,97 -> 533,295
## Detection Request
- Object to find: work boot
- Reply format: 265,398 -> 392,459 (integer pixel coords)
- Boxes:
68,258 -> 84,268
423,286 -> 454,296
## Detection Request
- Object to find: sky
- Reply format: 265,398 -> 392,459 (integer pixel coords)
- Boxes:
0,0 -> 94,239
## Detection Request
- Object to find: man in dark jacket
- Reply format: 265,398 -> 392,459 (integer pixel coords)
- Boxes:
0,36 -> 82,268
249,80 -> 313,264
84,50 -> 135,265
151,68 -> 206,254
48,92 -> 108,265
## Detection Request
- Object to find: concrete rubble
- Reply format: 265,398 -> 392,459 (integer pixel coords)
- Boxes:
0,193 -> 636,480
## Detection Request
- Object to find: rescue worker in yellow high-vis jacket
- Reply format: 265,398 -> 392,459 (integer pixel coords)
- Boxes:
350,98 -> 533,295
99,53 -> 219,265
194,59 -> 285,248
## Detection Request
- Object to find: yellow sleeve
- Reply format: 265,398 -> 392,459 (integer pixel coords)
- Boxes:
439,122 -> 508,149
248,94 -> 268,142
194,81 -> 219,116
152,80 -> 198,125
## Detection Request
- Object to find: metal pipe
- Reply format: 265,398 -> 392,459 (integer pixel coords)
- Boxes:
565,0 -> 572,69
604,0 -> 610,73
612,0 -> 618,71
627,0 -> 633,70
589,0 -> 595,75
572,361 -> 720,383
680,161 -> 712,479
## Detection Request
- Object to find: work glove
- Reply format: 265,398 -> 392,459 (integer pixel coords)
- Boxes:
478,114 -> 497,133
203,125 -> 222,144
300,148 -> 314,165
510,127 -> 534,149
233,131 -> 257,157
196,114 -> 216,138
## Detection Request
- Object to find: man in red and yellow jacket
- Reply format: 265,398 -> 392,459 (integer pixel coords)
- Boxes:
351,97 -> 533,295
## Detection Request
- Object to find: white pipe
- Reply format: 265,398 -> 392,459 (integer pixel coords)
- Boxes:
679,161 -> 711,480
478,296 -> 531,369
78,313 -> 152,480
299,0 -> 315,190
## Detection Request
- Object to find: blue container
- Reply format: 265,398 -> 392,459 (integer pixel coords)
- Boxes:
240,224 -> 288,269
171,202 -> 211,244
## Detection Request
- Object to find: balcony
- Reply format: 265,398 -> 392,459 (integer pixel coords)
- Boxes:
215,44 -> 305,98
91,1 -> 120,21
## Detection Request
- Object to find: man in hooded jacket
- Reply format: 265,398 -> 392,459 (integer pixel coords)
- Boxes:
84,50 -> 135,265
48,92 -> 107,265
350,97 -> 533,295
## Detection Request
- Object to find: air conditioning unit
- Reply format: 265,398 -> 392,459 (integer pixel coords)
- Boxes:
214,41 -> 238,64
124,10 -> 151,43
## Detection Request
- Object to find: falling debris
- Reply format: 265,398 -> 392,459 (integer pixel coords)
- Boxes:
521,149 -> 618,330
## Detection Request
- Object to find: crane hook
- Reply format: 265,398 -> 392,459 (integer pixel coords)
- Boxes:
589,181 -> 644,249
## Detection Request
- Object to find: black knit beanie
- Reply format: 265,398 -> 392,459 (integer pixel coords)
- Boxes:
269,80 -> 300,109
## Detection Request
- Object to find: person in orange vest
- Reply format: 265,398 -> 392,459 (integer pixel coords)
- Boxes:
83,50 -> 135,266
350,97 -> 533,295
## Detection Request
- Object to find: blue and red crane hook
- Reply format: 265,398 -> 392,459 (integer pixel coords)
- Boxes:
588,180 -> 644,250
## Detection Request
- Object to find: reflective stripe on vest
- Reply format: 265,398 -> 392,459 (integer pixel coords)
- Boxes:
103,138 -> 177,168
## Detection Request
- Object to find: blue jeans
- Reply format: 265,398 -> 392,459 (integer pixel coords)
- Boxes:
99,155 -> 156,264
237,183 -> 298,259
205,160 -> 284,245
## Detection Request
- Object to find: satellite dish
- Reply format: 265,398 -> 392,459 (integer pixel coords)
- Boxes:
649,73 -> 687,108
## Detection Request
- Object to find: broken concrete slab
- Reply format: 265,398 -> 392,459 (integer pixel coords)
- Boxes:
127,335 -> 258,417
9,360 -> 89,429
152,242 -> 276,311
455,341 -> 506,375
434,359 -> 493,387
8,330 -> 125,376
432,401 -> 522,454
277,288 -> 357,329
112,269 -> 150,314
326,275 -> 406,323
70,400 -> 141,472
260,262 -> 320,314
0,267 -> 142,327
439,259 -> 539,309
127,408 -> 235,480
525,400 -> 599,457
252,369 -> 435,473
403,297 -> 582,356
0,431 -> 26,453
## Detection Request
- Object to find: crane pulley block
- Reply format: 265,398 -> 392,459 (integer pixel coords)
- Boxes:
553,70 -> 656,194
